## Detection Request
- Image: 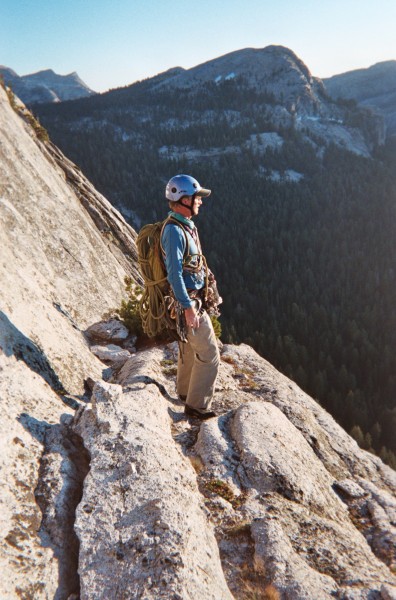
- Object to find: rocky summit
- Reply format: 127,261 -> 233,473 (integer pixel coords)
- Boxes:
1,83 -> 396,599
157,45 -> 326,116
0,66 -> 95,104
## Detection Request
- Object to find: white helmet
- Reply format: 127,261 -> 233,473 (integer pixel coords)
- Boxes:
165,174 -> 211,202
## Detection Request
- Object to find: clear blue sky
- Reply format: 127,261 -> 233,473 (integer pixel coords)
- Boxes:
1,0 -> 395,92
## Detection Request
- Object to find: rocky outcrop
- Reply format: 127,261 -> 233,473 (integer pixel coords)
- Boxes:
1,81 -> 395,599
0,82 -> 137,598
73,379 -> 232,599
39,140 -> 141,281
68,343 -> 396,599
0,66 -> 95,104
0,84 -> 139,392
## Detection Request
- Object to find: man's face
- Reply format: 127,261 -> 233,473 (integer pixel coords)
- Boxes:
191,195 -> 203,216
180,194 -> 203,217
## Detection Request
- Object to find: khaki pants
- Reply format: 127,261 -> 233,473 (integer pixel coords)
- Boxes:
177,311 -> 220,411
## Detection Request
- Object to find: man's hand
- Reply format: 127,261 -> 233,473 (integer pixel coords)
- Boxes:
185,306 -> 200,329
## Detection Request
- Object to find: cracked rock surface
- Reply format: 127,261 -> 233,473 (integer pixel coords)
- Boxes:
73,379 -> 232,599
69,344 -> 396,599
192,344 -> 396,599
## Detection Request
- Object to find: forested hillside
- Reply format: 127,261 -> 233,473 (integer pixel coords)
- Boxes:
35,51 -> 396,467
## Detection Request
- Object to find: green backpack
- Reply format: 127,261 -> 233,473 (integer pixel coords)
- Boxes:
137,217 -> 190,338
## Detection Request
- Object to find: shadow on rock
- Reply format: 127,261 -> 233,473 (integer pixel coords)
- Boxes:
0,311 -> 65,393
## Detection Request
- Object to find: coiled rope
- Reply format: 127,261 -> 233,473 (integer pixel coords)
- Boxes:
137,221 -> 169,338
137,217 -> 208,338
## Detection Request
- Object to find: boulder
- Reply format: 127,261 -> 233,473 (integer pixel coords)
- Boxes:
90,343 -> 132,365
85,319 -> 129,344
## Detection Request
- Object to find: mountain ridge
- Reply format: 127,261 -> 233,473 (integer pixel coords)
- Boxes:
37,44 -> 385,157
157,45 -> 315,89
323,60 -> 396,137
0,65 -> 96,104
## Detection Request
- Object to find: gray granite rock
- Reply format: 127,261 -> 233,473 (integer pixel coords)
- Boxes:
90,343 -> 132,366
86,320 -> 129,343
73,381 -> 233,599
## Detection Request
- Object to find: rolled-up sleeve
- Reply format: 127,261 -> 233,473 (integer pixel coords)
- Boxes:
162,224 -> 193,309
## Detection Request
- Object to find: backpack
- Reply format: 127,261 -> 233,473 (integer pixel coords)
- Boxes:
137,217 -> 190,338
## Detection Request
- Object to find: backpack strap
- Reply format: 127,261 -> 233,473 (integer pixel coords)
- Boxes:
159,216 -> 190,260
160,216 -> 209,301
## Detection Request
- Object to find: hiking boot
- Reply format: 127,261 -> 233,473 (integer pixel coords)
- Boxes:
185,405 -> 217,420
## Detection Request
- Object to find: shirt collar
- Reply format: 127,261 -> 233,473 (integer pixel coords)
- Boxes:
169,211 -> 195,229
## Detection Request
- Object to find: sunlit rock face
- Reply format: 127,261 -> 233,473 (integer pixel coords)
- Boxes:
0,83 -> 137,597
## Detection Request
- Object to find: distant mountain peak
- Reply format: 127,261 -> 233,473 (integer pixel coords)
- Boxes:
0,66 -> 96,104
156,44 -> 315,88
324,60 -> 396,137
35,68 -> 56,76
153,44 -> 322,118
0,65 -> 19,77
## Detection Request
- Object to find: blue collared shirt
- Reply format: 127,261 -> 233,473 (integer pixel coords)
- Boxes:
161,212 -> 205,308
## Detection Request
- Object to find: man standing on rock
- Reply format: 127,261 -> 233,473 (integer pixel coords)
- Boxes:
161,174 -> 221,420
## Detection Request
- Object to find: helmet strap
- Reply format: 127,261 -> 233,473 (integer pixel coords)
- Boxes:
179,195 -> 195,216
